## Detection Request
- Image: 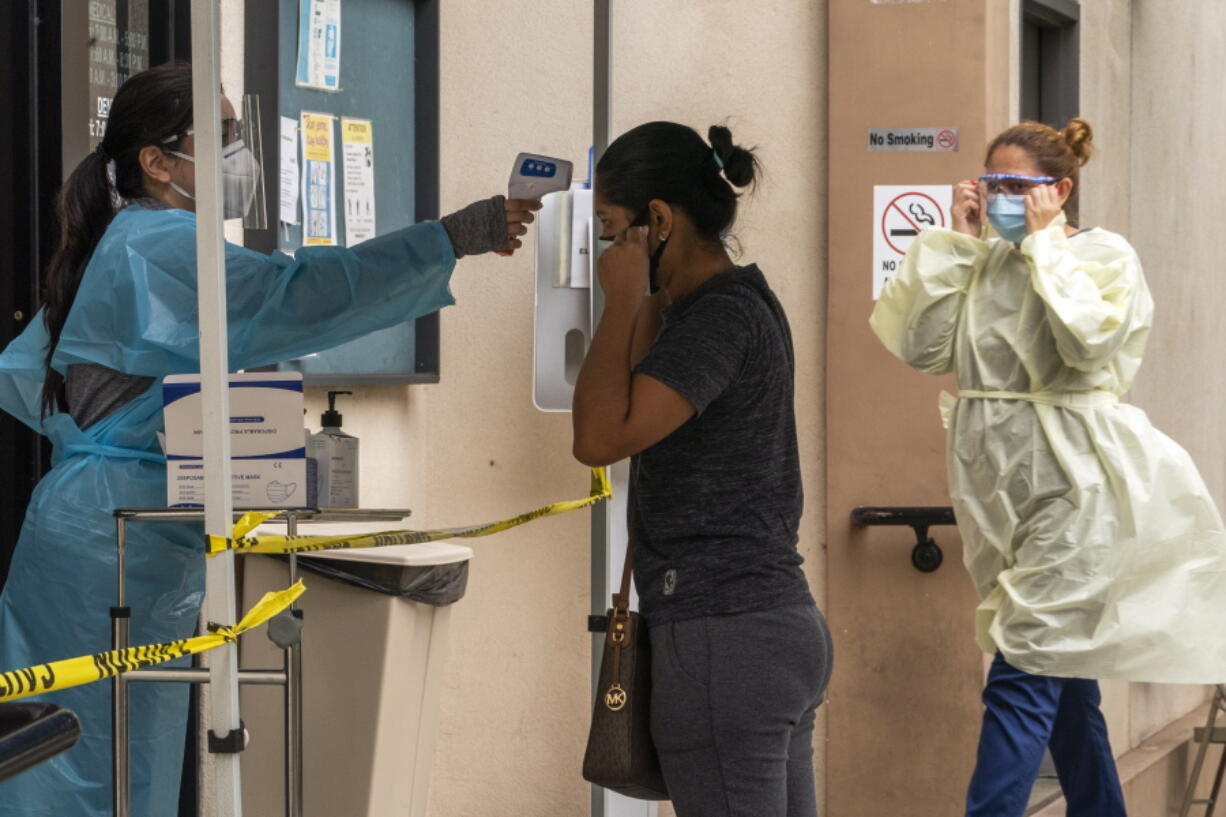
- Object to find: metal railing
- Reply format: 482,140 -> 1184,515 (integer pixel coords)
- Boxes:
849,506 -> 957,573
111,506 -> 409,817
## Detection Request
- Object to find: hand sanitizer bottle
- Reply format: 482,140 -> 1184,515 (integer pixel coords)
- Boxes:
308,390 -> 359,508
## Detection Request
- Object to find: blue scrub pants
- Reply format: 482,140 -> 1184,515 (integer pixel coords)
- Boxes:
965,653 -> 1127,817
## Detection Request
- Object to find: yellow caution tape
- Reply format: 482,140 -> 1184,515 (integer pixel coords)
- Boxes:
0,582 -> 306,704
208,467 -> 612,557
0,470 -> 606,703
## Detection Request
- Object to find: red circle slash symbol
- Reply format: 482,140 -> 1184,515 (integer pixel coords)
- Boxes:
882,192 -> 946,256
937,129 -> 958,150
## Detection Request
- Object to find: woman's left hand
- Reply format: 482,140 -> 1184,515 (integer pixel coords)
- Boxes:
1024,184 -> 1063,235
597,225 -> 649,309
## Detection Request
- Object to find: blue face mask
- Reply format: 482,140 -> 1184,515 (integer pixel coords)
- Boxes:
987,193 -> 1029,243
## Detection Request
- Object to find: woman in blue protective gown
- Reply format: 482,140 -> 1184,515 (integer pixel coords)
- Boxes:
0,62 -> 537,816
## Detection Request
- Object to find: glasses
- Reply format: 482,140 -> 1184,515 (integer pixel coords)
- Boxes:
161,118 -> 244,149
979,173 -> 1057,196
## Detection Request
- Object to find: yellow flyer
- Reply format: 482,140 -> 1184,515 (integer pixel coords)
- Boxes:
300,112 -> 337,246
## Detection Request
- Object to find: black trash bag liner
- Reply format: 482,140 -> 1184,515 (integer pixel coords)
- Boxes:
283,556 -> 469,606
0,703 -> 81,784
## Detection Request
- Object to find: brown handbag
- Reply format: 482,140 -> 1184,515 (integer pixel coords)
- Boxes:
581,488 -> 668,800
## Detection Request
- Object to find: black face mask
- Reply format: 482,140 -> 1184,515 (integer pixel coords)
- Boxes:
630,208 -> 668,294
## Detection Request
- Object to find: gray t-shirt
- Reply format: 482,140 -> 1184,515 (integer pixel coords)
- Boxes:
631,264 -> 812,624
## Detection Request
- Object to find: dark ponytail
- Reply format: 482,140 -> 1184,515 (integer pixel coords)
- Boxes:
41,61 -> 195,416
596,121 -> 760,244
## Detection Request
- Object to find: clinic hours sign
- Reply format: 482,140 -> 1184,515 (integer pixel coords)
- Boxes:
86,0 -> 150,145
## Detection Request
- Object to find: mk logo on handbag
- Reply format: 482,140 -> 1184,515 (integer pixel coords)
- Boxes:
605,683 -> 627,711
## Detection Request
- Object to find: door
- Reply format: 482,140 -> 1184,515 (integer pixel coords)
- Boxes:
825,1 -> 1013,814
0,0 -> 189,590
0,0 -> 58,589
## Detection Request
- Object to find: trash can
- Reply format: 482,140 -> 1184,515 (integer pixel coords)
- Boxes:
239,529 -> 473,817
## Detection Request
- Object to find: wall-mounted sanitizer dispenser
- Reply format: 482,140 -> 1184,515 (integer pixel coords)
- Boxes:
533,181 -> 600,412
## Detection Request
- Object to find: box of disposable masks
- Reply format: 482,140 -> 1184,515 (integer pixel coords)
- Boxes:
163,373 -> 306,509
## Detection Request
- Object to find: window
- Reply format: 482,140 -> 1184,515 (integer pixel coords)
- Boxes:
245,0 -> 441,384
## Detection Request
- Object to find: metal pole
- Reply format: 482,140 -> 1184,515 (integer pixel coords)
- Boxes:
593,0 -> 610,161
284,518 -> 303,817
113,516 -> 131,817
190,2 -> 243,815
124,669 -> 289,685
590,6 -> 612,817
589,6 -> 653,815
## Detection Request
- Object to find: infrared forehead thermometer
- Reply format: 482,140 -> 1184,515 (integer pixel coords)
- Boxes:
508,153 -> 574,200
497,153 -> 574,256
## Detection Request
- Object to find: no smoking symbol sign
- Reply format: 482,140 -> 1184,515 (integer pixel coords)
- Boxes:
937,129 -> 958,150
873,184 -> 952,300
881,192 -> 946,255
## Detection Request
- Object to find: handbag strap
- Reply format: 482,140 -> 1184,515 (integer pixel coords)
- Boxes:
602,467 -> 638,704
611,463 -> 637,618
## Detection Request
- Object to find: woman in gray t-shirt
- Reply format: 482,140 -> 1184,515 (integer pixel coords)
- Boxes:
574,121 -> 833,817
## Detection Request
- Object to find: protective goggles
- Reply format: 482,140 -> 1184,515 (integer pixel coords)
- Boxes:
161,118 -> 244,148
158,94 -> 267,230
978,173 -> 1057,196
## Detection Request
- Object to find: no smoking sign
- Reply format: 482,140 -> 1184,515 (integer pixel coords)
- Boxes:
872,185 -> 952,300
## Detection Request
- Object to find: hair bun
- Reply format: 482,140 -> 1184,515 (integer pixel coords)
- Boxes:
707,125 -> 758,188
1061,117 -> 1094,166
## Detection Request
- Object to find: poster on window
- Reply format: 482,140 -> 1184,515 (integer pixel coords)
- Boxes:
340,118 -> 375,246
300,112 -> 337,246
295,0 -> 341,92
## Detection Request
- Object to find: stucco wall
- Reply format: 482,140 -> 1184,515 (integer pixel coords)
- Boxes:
352,4 -> 828,815
1124,0 -> 1226,750
365,4 -> 596,814
1080,0 -> 1223,760
213,0 -> 1226,812
607,11 -> 828,817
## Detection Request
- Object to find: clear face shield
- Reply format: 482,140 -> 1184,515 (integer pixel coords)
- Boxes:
162,94 -> 268,230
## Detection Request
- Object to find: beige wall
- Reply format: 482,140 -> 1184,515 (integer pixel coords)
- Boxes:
360,4 -> 828,815
367,4 -> 595,815
1080,0 -> 1225,763
219,0 -> 1226,812
307,3 -> 830,816
607,7 -> 829,816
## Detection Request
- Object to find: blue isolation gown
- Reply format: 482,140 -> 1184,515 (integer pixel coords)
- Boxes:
0,203 -> 456,816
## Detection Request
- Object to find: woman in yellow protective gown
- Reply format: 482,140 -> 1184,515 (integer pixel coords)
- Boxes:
870,118 -> 1226,817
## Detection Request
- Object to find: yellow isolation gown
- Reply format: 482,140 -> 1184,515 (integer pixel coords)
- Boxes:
870,213 -> 1226,682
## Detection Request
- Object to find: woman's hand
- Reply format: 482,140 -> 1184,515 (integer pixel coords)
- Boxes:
503,198 -> 542,252
951,180 -> 985,238
597,225 -> 649,309
441,196 -> 540,258
1024,184 -> 1063,235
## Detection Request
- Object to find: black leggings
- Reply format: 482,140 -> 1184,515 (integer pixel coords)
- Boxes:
649,604 -> 834,817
